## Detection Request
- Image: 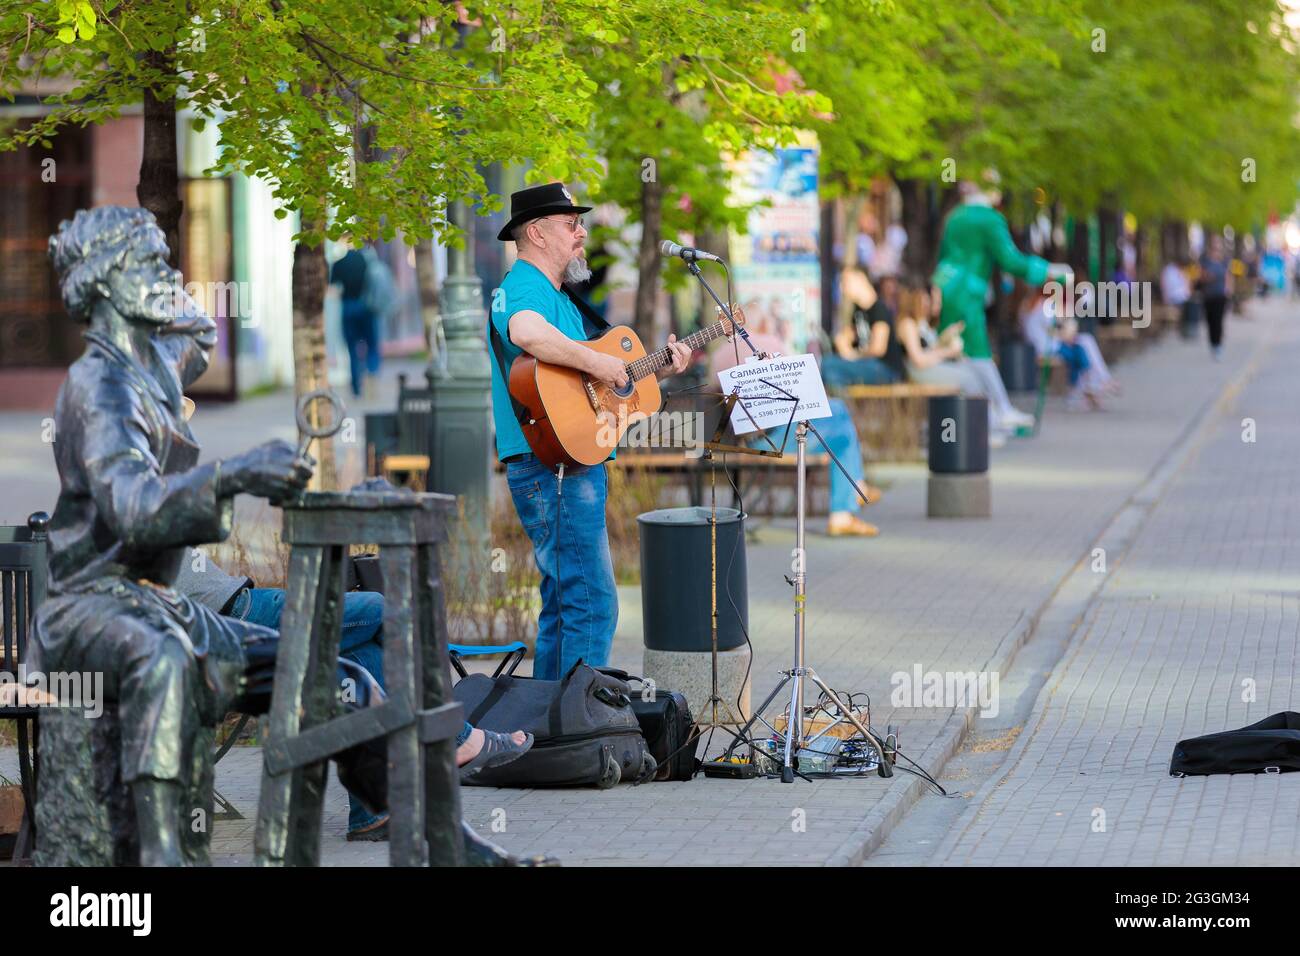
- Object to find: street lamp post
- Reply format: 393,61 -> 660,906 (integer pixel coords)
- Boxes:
427,200 -> 492,528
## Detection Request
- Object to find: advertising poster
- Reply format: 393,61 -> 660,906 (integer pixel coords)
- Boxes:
728,137 -> 821,350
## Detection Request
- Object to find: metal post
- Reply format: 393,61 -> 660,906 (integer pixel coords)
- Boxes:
781,422 -> 810,783
427,200 -> 492,528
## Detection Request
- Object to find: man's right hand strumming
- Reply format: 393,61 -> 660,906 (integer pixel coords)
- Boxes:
587,352 -> 630,389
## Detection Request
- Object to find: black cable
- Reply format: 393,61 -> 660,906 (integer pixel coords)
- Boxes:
552,463 -> 565,679
720,457 -> 756,729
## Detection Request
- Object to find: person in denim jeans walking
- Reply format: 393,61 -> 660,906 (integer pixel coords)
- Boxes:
490,183 -> 690,679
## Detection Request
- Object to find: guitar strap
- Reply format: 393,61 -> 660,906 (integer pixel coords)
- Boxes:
560,283 -> 612,338
486,283 -> 612,428
487,320 -> 531,428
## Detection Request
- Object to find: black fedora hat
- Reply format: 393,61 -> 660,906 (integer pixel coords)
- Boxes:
497,182 -> 592,242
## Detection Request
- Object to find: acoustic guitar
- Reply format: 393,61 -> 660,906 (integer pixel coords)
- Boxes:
508,305 -> 746,468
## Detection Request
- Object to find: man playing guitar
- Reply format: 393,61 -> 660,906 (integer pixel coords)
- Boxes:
490,182 -> 690,680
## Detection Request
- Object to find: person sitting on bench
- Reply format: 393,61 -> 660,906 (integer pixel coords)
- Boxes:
822,269 -> 905,389
174,550 -> 532,842
1019,286 -> 1119,410
893,284 -> 1013,447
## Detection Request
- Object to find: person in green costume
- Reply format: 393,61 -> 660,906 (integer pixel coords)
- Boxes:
932,173 -> 1071,436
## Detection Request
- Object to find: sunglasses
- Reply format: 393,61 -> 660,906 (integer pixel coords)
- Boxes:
538,215 -> 585,232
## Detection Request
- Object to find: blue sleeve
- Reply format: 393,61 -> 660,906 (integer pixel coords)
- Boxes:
492,284 -> 548,347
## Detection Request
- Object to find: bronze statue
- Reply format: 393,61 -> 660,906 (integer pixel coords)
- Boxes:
32,206 -> 550,867
31,206 -> 320,865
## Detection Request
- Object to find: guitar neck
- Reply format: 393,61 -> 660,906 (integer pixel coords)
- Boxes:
625,318 -> 733,381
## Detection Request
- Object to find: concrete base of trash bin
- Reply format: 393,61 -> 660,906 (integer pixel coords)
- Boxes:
642,645 -> 752,725
927,472 -> 991,518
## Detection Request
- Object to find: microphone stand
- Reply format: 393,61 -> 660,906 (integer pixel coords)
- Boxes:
687,260 -> 764,360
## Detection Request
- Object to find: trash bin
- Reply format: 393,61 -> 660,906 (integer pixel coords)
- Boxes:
638,506 -> 748,652
998,339 -> 1038,393
927,395 -> 991,518
928,395 -> 989,474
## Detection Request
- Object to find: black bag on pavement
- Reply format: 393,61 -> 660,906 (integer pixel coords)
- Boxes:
454,661 -> 656,788
599,668 -> 699,782
1170,712 -> 1300,776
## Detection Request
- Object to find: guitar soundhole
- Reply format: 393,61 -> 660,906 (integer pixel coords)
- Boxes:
613,380 -> 635,399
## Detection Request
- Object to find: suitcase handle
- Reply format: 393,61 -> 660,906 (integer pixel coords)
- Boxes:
596,666 -> 646,685
594,686 -> 631,709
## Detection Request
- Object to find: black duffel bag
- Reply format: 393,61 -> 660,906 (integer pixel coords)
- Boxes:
454,661 -> 656,788
1170,712 -> 1300,776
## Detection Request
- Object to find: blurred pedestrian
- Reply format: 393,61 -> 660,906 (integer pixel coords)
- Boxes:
330,242 -> 389,398
1197,236 -> 1232,361
1161,256 -> 1195,340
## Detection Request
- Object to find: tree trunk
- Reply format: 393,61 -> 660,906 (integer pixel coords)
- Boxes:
835,194 -> 865,330
137,55 -> 183,270
818,198 -> 835,337
634,172 -> 665,345
1162,219 -> 1189,263
695,224 -> 730,329
414,236 -> 441,359
1069,216 -> 1090,277
896,178 -> 930,286
291,238 -> 336,489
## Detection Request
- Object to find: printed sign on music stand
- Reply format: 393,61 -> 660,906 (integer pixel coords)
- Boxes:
716,353 -> 831,436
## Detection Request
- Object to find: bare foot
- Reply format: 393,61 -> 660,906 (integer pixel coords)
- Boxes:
456,728 -> 528,766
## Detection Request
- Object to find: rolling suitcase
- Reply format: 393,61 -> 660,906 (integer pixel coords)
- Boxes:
601,669 -> 699,782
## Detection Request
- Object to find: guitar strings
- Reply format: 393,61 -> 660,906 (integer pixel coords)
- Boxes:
624,314 -> 738,381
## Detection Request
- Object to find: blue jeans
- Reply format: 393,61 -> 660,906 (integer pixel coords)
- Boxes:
748,399 -> 866,515
233,586 -> 464,834
506,455 -> 618,681
815,399 -> 868,515
341,298 -> 381,397
821,354 -> 899,389
1055,341 -> 1090,386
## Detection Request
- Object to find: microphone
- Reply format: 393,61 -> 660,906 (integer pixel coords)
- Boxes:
660,240 -> 723,264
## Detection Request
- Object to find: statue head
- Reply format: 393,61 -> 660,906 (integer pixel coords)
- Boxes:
49,206 -> 182,327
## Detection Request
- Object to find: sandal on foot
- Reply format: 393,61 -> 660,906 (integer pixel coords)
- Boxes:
857,484 -> 883,506
459,730 -> 534,782
347,815 -> 390,842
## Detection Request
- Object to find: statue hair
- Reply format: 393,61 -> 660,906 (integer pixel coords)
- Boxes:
49,206 -> 162,323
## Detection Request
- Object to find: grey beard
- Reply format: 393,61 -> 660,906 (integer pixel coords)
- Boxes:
563,256 -> 592,284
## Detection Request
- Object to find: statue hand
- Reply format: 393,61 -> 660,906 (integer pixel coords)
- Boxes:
220,440 -> 314,501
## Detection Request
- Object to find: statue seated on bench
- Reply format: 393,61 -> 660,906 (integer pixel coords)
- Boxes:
29,206 -> 380,866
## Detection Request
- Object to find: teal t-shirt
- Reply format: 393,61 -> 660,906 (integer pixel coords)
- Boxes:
489,259 -> 589,462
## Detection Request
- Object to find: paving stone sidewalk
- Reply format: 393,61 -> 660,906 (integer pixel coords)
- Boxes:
932,307 -> 1300,867
214,307 -> 1279,866
0,306 -> 1277,866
